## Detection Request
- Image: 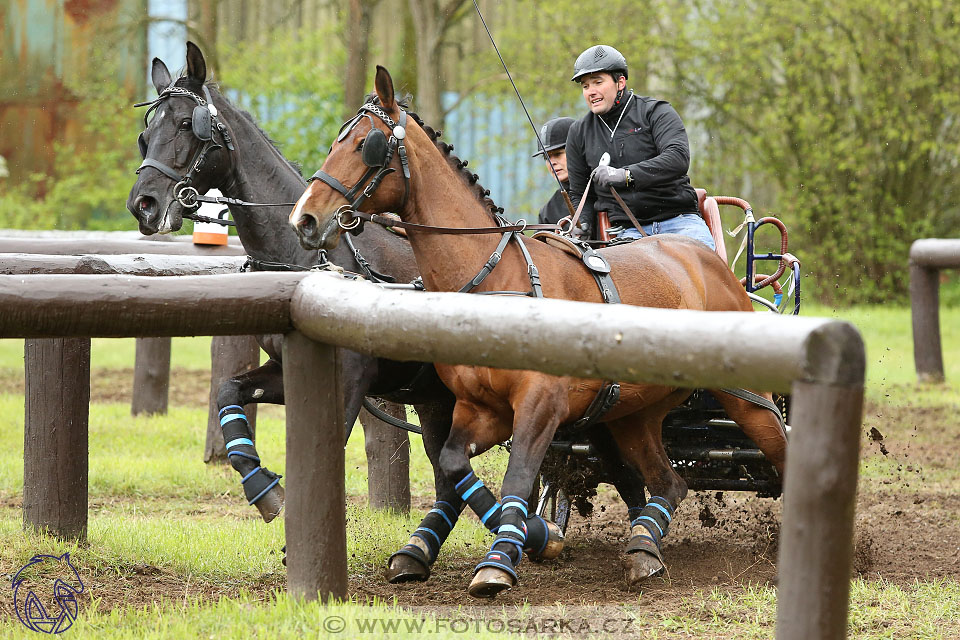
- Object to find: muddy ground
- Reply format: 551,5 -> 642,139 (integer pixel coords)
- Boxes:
3,369 -> 958,622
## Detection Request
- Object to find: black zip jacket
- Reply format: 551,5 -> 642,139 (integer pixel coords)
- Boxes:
538,182 -> 571,225
566,92 -> 698,233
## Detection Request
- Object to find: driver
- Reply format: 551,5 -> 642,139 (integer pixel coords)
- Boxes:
565,45 -> 714,249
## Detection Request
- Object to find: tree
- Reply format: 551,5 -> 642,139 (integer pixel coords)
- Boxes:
407,0 -> 471,127
343,0 -> 382,120
663,0 -> 960,302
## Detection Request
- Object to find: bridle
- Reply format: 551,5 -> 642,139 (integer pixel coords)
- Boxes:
134,84 -> 236,213
307,102 -> 411,231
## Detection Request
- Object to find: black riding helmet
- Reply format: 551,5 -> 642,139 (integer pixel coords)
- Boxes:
571,45 -> 628,82
532,117 -> 575,157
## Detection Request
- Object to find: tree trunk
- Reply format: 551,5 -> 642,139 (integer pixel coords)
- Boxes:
408,0 -> 444,127
344,0 -> 380,121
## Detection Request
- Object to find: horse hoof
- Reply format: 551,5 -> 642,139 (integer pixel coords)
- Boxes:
468,567 -> 515,599
529,520 -> 565,562
627,550 -> 665,585
254,484 -> 285,523
386,554 -> 430,583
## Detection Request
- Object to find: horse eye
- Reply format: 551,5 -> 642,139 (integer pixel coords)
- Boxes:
356,140 -> 364,152
179,119 -> 191,130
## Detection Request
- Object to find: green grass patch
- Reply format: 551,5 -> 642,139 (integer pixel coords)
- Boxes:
0,336 -> 232,374
2,303 -> 959,638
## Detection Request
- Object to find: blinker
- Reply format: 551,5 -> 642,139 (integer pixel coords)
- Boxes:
138,132 -> 147,159
362,128 -> 389,167
192,105 -> 212,141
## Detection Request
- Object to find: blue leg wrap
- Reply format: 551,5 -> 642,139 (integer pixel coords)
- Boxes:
454,474 -> 549,557
391,500 -> 464,568
474,495 -> 527,579
221,405 -> 281,505
627,496 -> 674,558
456,472 -> 501,531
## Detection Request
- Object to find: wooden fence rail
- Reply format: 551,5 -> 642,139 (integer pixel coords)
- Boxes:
909,239 -> 960,382
0,271 -> 865,640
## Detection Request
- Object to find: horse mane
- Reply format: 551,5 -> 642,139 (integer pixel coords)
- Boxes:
173,75 -> 304,177
363,93 -> 504,217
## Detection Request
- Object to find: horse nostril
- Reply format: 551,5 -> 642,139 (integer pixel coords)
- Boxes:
297,214 -> 318,238
133,195 -> 158,217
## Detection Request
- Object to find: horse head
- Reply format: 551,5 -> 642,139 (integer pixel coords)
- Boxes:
126,41 -> 237,235
290,66 -> 411,251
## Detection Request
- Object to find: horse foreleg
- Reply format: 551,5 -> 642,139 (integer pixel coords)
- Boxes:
713,390 -> 787,474
386,398 -> 464,583
216,357 -> 285,522
606,390 -> 691,585
468,381 -> 566,599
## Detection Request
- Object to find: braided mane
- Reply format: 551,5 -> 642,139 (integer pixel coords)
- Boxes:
363,94 -> 503,217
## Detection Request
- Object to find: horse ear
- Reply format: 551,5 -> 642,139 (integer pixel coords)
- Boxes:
374,65 -> 396,111
185,41 -> 207,83
151,58 -> 172,93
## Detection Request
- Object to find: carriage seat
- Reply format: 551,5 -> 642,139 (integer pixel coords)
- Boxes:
695,188 -> 728,263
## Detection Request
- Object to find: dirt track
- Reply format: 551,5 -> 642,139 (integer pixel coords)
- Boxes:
5,368 -> 958,617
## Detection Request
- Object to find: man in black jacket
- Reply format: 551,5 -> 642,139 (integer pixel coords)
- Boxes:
565,45 -> 714,249
534,116 -> 575,225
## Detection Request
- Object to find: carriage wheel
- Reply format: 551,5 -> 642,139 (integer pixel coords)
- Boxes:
535,476 -> 572,535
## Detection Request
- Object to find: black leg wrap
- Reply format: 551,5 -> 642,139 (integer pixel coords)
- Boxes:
221,405 -> 260,474
489,496 -> 528,566
390,500 -> 462,567
240,465 -> 282,505
455,472 -> 501,532
523,515 -> 550,558
627,496 -> 674,558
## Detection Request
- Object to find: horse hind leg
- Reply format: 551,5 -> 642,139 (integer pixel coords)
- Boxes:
386,398 -> 464,583
468,383 -> 566,599
712,389 -> 787,474
606,391 -> 691,586
216,358 -> 286,522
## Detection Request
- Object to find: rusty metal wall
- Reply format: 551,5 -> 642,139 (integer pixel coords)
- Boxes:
0,0 -> 147,183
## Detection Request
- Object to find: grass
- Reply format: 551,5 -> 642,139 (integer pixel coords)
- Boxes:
0,337 -> 218,373
1,303 -> 959,638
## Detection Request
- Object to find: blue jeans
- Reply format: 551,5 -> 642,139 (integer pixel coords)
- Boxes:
616,214 -> 715,251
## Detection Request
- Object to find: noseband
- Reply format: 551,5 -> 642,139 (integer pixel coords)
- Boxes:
135,85 -> 236,210
307,102 -> 411,228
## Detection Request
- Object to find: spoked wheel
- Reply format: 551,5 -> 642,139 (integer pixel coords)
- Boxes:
535,476 -> 571,536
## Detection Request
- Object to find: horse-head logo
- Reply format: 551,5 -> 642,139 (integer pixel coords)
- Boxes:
12,553 -> 84,634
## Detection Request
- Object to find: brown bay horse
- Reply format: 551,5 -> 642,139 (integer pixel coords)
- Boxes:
289,66 -> 787,598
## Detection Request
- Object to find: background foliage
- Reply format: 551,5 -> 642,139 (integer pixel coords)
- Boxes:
0,0 -> 956,304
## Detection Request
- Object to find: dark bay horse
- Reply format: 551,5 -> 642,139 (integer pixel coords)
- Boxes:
289,66 -> 788,598
124,43 -> 460,525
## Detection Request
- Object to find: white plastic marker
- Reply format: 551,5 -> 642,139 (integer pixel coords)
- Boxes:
192,189 -> 230,245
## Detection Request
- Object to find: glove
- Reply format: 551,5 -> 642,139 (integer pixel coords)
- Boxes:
592,165 -> 629,189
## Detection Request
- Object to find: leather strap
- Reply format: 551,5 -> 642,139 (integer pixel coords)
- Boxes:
609,186 -> 648,237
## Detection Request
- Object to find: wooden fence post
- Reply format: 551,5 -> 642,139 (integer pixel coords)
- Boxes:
282,330 -> 347,602
776,371 -> 865,637
204,336 -> 262,463
131,337 -> 172,415
360,401 -> 411,513
910,263 -> 944,383
23,338 -> 90,541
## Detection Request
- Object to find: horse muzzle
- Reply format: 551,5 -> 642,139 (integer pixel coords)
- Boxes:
290,208 -> 342,251
127,193 -> 183,235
